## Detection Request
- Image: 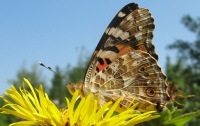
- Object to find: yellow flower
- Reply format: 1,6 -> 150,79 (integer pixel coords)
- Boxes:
0,78 -> 160,126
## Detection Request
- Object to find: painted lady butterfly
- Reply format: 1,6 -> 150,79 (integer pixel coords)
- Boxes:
67,3 -> 171,112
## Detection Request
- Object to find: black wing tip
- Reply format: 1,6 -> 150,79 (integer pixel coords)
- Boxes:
119,3 -> 139,15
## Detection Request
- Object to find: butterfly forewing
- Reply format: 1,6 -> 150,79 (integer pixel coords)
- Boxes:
84,3 -> 158,88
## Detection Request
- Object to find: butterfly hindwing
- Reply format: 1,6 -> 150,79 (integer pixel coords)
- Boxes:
89,50 -> 169,112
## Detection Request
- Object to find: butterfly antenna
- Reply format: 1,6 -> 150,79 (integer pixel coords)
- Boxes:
39,62 -> 73,84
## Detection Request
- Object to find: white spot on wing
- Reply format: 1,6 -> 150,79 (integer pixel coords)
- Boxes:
108,27 -> 116,35
101,51 -> 117,61
138,26 -> 142,30
135,32 -> 142,40
112,28 -> 123,38
120,32 -> 129,40
110,61 -> 119,72
107,27 -> 130,40
130,52 -> 141,59
105,27 -> 111,34
131,60 -> 139,67
127,14 -> 134,21
100,72 -> 107,81
118,12 -> 126,17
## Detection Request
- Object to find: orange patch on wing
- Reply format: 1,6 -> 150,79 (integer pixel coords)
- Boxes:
138,45 -> 147,52
97,45 -> 134,72
97,58 -> 109,72
117,45 -> 134,57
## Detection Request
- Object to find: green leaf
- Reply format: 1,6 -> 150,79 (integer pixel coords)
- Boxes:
171,109 -> 183,119
164,110 -> 200,126
160,107 -> 171,122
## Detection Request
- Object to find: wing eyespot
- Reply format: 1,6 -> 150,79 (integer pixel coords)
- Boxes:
146,88 -> 156,97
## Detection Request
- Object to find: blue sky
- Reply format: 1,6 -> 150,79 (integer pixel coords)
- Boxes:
0,1 -> 199,94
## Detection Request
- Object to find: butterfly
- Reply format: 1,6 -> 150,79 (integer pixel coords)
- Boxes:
67,2 -> 171,112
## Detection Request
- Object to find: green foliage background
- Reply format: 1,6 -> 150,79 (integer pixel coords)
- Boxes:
165,15 -> 200,126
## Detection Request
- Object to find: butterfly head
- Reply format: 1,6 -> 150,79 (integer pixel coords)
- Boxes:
67,82 -> 85,97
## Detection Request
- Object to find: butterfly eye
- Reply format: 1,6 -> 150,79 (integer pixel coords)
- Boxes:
146,88 -> 156,97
